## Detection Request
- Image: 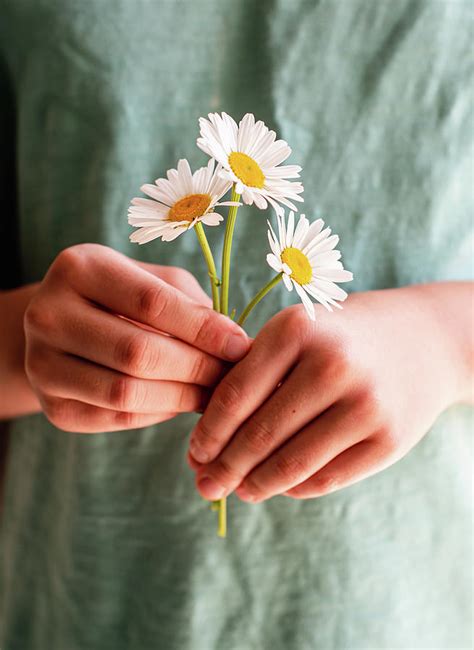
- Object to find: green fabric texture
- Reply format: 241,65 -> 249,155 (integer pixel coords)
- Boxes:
0,1 -> 473,648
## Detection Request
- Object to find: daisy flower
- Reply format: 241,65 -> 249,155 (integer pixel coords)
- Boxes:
267,211 -> 353,320
128,158 -> 238,243
197,112 -> 304,215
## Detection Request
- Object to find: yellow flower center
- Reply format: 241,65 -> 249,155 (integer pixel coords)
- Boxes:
228,152 -> 265,189
168,193 -> 211,222
281,247 -> 313,285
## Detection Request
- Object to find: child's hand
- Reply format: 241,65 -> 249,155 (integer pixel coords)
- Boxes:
188,283 -> 472,502
24,244 -> 249,432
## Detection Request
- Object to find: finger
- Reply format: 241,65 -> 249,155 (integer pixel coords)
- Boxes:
55,245 -> 249,361
133,261 -> 212,307
31,348 -> 208,414
41,395 -> 178,433
188,331 -> 303,464
282,439 -> 389,499
193,358 -> 342,499
40,296 -> 225,386
232,398 -> 372,503
186,449 -> 204,471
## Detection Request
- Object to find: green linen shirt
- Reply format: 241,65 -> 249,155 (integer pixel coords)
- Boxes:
0,1 -> 472,649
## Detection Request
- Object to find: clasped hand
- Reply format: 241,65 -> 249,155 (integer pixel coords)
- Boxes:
25,246 -> 467,502
189,286 -> 463,502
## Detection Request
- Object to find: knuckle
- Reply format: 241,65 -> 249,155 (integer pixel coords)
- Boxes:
376,425 -> 400,456
190,352 -> 207,383
109,376 -> 138,411
137,283 -> 169,323
241,419 -> 276,455
212,456 -> 243,484
24,300 -> 55,336
117,333 -> 152,376
282,305 -> 313,340
353,382 -> 385,426
212,378 -> 244,418
311,473 -> 340,496
172,266 -> 195,285
322,346 -> 352,384
24,346 -> 50,384
43,398 -> 73,431
272,452 -> 310,484
241,474 -> 267,499
358,383 -> 380,415
175,383 -> 191,412
192,309 -> 219,350
49,245 -> 88,281
113,410 -> 137,429
193,418 -> 222,451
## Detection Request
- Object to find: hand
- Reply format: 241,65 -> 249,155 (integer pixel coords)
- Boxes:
188,283 -> 473,502
24,244 -> 250,433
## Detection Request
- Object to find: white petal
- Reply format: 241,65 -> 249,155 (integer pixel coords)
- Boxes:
277,212 -> 286,249
129,226 -> 168,245
301,218 -> 324,246
309,234 -> 340,256
141,183 -> 174,206
294,283 -> 316,320
286,211 -> 295,247
258,140 -> 291,168
264,164 -> 302,179
266,253 -> 284,273
128,206 -> 168,221
237,113 -> 255,151
302,227 -> 332,255
130,197 -> 168,212
310,279 -> 348,301
177,159 -> 193,195
314,268 -> 353,282
304,283 -> 339,310
292,214 -> 309,248
308,250 -> 342,267
267,218 -> 279,245
200,212 -> 224,226
282,273 -> 293,291
252,192 -> 268,210
246,120 -> 271,158
266,195 -> 286,216
267,229 -> 281,257
160,224 -> 188,241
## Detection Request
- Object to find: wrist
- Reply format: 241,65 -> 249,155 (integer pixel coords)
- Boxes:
0,283 -> 42,419
414,282 -> 474,406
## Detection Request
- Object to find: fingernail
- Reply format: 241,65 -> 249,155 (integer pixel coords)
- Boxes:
189,439 -> 210,464
197,476 -> 226,500
224,331 -> 249,361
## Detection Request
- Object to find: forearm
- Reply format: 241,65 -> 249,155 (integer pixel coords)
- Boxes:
415,281 -> 474,405
0,283 -> 42,419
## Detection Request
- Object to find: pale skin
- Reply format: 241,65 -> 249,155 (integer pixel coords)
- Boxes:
188,282 -> 473,502
0,244 -> 251,429
1,248 -> 472,504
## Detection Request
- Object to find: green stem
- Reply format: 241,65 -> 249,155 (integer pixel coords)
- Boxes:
208,185 -> 241,539
220,185 -> 241,315
195,221 -> 228,537
194,222 -> 220,312
238,274 -> 283,326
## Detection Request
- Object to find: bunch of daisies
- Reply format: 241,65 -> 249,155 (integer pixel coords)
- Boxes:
128,112 -> 352,323
128,112 -> 353,537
